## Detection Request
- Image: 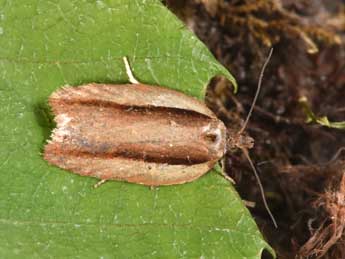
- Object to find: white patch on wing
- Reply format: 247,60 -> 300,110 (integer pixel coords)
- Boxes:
212,127 -> 223,153
201,124 -> 211,133
52,113 -> 72,142
202,122 -> 225,156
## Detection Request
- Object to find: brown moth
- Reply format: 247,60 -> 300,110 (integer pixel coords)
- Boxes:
44,52 -> 277,227
44,58 -> 228,186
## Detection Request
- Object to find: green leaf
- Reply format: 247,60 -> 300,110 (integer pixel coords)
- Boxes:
299,97 -> 345,129
0,0 -> 273,258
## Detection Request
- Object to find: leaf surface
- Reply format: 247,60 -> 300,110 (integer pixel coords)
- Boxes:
0,0 -> 274,258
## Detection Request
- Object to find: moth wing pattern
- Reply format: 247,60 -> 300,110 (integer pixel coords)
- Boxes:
44,83 -> 226,186
50,83 -> 217,118
44,151 -> 218,186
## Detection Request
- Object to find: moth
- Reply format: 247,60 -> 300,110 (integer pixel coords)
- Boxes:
44,58 -> 234,186
44,52 -> 276,226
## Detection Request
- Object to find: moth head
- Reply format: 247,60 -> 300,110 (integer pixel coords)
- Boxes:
226,129 -> 254,151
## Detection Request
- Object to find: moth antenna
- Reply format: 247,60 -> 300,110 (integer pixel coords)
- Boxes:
241,148 -> 278,228
238,48 -> 273,135
123,56 -> 140,84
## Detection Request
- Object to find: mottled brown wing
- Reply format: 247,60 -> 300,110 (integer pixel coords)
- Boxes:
44,151 -> 218,186
51,83 -> 216,118
44,84 -> 226,186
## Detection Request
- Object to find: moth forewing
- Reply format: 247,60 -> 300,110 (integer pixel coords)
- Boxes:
44,83 -> 227,186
